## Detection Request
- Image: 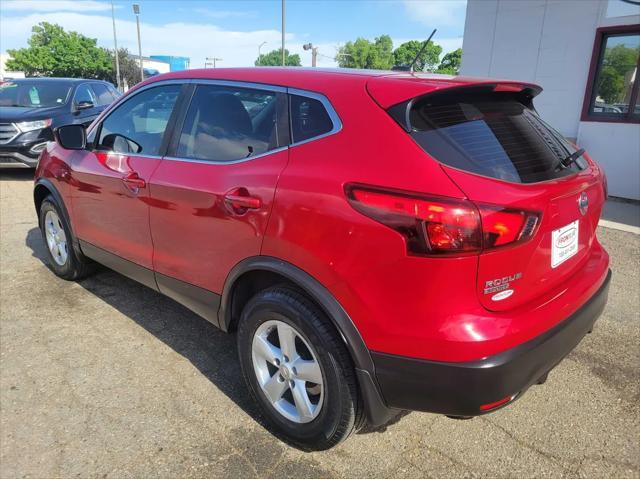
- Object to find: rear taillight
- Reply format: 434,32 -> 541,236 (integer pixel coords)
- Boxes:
479,205 -> 539,248
346,185 -> 540,256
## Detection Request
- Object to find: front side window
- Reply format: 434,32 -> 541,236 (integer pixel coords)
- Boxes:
74,84 -> 97,107
584,28 -> 640,121
91,83 -> 115,106
290,94 -> 334,143
176,85 -> 279,162
96,84 -> 180,155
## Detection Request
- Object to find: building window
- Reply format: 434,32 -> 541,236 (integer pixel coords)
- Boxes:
582,25 -> 640,123
605,0 -> 640,19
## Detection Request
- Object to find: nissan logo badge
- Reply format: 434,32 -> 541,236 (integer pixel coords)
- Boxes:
578,192 -> 589,215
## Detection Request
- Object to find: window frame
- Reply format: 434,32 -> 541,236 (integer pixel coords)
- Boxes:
581,24 -> 640,124
164,79 -> 342,165
288,88 -> 343,146
90,82 -> 186,157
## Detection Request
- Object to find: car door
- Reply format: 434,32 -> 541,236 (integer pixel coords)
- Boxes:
148,82 -> 290,312
69,83 -> 183,286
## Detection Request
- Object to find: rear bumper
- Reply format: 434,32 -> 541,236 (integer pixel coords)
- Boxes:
371,269 -> 611,416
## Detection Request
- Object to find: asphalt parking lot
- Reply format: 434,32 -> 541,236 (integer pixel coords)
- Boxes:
1,169 -> 638,479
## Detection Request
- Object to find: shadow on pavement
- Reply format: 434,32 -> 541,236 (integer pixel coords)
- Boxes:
0,168 -> 34,182
25,227 -> 408,447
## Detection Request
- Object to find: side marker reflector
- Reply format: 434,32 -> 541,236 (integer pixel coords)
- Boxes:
479,395 -> 514,411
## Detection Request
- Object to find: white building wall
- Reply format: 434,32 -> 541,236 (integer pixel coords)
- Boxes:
461,0 -> 640,200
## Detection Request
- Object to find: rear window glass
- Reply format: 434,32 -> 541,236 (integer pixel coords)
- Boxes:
401,89 -> 586,184
290,94 -> 333,143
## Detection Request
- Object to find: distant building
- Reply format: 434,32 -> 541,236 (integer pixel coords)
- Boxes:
150,56 -> 190,72
461,0 -> 639,200
141,56 -> 171,78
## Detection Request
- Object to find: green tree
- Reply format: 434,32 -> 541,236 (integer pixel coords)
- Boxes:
255,48 -> 301,66
393,40 -> 442,72
596,44 -> 639,104
6,22 -> 112,79
436,48 -> 462,75
109,48 -> 142,89
337,35 -> 394,69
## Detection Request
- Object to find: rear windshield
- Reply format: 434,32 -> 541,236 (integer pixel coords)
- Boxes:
396,88 -> 586,184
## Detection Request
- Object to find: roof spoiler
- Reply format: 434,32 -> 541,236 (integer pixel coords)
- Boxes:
386,82 -> 543,133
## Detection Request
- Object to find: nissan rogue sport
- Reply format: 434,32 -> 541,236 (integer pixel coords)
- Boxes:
34,68 -> 611,450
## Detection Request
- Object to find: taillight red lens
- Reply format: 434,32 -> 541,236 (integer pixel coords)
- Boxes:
347,186 -> 481,255
346,185 -> 540,256
478,206 -> 539,248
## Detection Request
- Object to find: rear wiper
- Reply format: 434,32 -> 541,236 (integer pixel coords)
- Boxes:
555,148 -> 585,170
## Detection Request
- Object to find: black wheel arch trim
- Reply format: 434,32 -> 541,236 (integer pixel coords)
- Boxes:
219,256 -> 372,369
34,178 -> 83,259
218,256 -> 398,427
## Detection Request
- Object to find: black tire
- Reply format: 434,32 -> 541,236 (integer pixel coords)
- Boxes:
237,286 -> 364,450
38,195 -> 93,281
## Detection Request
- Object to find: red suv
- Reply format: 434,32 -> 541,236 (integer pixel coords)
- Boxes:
34,68 -> 611,450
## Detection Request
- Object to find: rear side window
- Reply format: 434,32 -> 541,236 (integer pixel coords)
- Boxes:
398,88 -> 586,184
176,85 -> 280,162
290,94 -> 333,143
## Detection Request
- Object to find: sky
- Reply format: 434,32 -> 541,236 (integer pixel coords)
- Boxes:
0,0 -> 467,69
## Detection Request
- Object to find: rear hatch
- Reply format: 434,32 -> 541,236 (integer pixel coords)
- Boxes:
378,81 -> 605,312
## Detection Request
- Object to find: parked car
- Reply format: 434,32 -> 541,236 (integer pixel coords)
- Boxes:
34,68 -> 611,450
0,78 -> 119,168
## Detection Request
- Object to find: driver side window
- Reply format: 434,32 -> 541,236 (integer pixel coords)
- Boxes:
96,85 -> 180,156
74,84 -> 96,106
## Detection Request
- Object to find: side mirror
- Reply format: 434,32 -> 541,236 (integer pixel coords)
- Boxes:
55,124 -> 86,150
76,100 -> 94,110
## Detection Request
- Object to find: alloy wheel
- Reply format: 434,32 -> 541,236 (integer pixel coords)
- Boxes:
44,210 -> 68,266
251,319 -> 324,423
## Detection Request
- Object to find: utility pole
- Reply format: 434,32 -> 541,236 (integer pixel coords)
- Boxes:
111,1 -> 121,91
258,41 -> 267,66
206,57 -> 223,68
303,43 -> 318,67
281,0 -> 285,66
133,4 -> 143,82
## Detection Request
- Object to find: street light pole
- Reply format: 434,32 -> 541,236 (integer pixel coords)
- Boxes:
111,1 -> 121,91
258,41 -> 267,66
133,4 -> 143,83
303,43 -> 318,67
281,0 -> 285,66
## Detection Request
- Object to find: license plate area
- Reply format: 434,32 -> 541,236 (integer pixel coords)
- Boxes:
551,220 -> 579,268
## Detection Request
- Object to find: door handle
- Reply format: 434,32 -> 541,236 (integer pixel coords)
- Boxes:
224,187 -> 262,214
122,172 -> 146,193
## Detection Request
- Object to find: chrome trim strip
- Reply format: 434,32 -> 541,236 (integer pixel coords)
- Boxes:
190,78 -> 287,93
287,87 -> 343,147
163,145 -> 288,165
89,79 -> 343,164
0,123 -> 20,145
